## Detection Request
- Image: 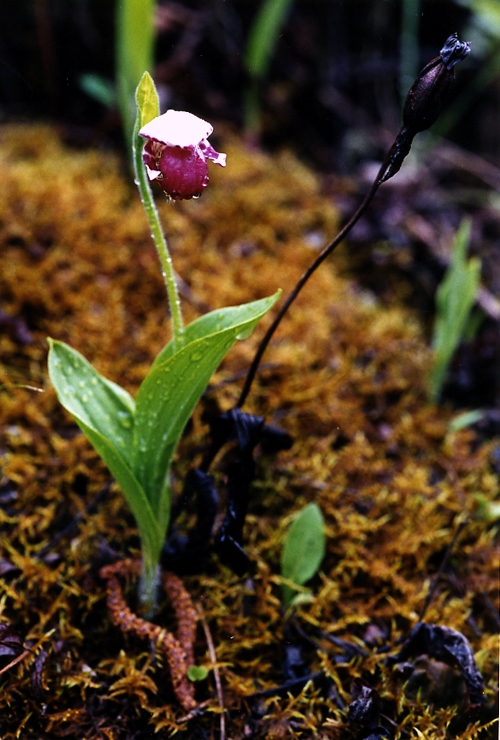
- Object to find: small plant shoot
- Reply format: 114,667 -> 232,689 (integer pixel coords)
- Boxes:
428,218 -> 481,404
80,0 -> 156,148
281,502 -> 325,607
187,665 -> 209,682
245,0 -> 294,133
116,0 -> 156,145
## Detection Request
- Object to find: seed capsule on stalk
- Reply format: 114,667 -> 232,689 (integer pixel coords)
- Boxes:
378,34 -> 471,184
403,34 -> 471,134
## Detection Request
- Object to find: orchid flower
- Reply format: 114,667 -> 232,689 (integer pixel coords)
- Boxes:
139,110 -> 226,200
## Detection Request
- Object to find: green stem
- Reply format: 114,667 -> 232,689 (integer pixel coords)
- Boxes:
132,119 -> 184,351
138,553 -> 161,618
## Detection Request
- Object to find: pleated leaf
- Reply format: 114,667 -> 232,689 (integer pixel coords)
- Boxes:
133,291 -> 281,531
47,339 -> 163,562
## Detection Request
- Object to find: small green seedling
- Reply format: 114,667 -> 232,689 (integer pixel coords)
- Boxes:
427,218 -> 482,404
48,73 -> 280,616
281,502 -> 325,608
187,665 -> 209,682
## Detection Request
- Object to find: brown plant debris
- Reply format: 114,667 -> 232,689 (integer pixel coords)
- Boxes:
0,622 -> 30,675
99,558 -> 197,711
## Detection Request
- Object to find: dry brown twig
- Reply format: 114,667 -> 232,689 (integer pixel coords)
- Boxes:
99,558 -> 198,711
198,608 -> 226,740
0,648 -> 32,676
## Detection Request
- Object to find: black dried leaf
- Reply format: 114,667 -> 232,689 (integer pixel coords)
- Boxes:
211,409 -> 266,576
0,623 -> 23,661
163,469 -> 219,574
259,424 -> 293,454
282,643 -> 307,681
30,649 -> 48,701
388,622 -> 485,706
361,730 -> 392,740
245,670 -> 329,701
231,408 -> 266,452
205,408 -> 264,456
282,623 -> 310,682
203,407 -> 292,468
173,408 -> 293,576
214,455 -> 253,576
213,532 -> 250,576
349,679 -> 381,729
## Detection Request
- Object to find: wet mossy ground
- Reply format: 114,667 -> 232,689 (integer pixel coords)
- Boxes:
0,125 -> 498,739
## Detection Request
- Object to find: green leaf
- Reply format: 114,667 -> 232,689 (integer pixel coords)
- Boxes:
287,591 -> 314,608
135,71 -> 160,129
116,0 -> 155,143
187,665 -> 209,682
133,292 -> 281,531
47,339 -> 163,566
428,219 -> 482,403
281,503 -> 325,607
48,339 -> 135,448
79,74 -> 117,108
474,494 -> 500,523
151,292 -> 281,372
449,409 -> 484,432
246,0 -> 294,79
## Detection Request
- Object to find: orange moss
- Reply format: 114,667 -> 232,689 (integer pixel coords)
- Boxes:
0,124 -> 498,738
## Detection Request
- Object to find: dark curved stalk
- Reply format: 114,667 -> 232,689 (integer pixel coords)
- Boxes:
235,33 -> 470,410
235,161 -> 385,409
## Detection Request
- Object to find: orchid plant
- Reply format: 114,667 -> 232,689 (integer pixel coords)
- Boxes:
48,35 -> 471,619
48,72 -> 280,615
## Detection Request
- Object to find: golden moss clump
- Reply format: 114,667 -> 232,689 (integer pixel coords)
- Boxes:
0,124 -> 498,739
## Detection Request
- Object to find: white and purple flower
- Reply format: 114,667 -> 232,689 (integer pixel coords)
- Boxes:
139,110 -> 226,200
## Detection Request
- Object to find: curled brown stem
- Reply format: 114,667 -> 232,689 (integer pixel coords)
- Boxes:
99,559 -> 197,711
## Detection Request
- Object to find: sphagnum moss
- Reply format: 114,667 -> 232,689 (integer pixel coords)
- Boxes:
0,124 -> 498,738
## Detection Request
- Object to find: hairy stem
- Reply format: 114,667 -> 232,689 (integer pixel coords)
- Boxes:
138,556 -> 161,618
132,117 -> 184,351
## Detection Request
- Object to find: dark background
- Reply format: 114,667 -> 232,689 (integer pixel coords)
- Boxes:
0,0 -> 497,166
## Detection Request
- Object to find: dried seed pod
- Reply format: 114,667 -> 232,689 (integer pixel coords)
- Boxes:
403,34 -> 471,134
378,34 -> 470,184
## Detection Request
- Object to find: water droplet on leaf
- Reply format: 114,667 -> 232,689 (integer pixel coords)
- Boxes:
117,411 -> 132,429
